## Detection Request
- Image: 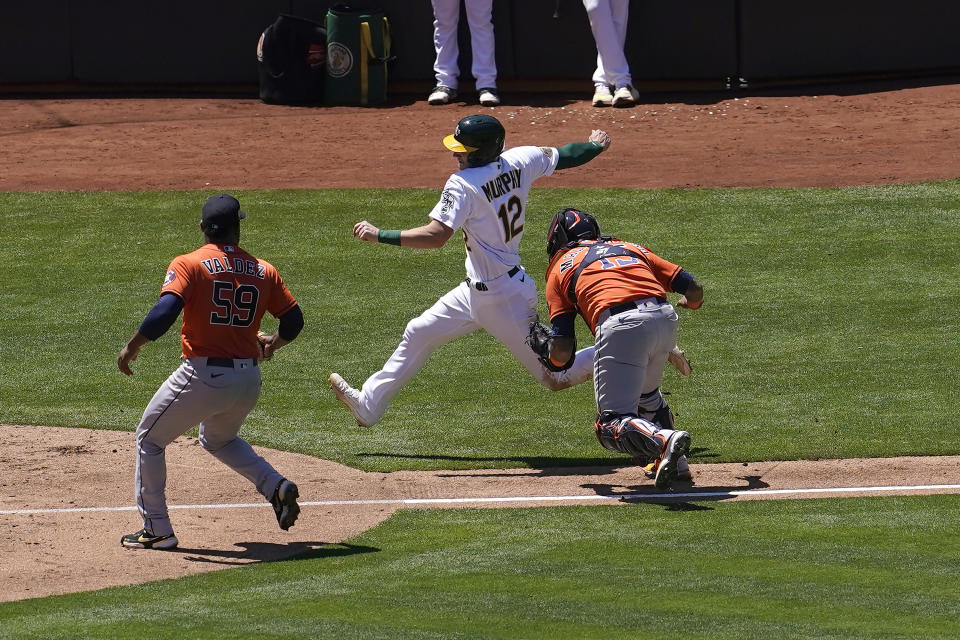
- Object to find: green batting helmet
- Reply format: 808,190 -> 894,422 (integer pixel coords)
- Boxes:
442,114 -> 506,167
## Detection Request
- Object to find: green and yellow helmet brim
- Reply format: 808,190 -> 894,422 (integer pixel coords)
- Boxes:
442,134 -> 478,153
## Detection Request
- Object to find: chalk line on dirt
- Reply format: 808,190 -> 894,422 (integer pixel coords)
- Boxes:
5,482 -> 960,516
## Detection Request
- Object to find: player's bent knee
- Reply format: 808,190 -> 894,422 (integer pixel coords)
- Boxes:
594,413 -> 661,459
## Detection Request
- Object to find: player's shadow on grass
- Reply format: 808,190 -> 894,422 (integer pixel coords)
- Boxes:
173,541 -> 378,566
358,452 -> 630,476
581,473 -> 770,507
357,446 -> 718,478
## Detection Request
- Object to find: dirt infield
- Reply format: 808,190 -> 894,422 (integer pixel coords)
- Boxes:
4,425 -> 960,602
3,78 -> 960,192
2,79 -> 960,602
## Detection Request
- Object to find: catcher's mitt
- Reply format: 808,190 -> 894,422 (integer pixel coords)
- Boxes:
526,320 -> 572,372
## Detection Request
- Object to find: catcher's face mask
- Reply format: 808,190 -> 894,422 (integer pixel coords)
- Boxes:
546,210 -> 570,258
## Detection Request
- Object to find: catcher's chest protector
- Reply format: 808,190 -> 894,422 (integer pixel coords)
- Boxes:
324,5 -> 391,106
257,14 -> 327,105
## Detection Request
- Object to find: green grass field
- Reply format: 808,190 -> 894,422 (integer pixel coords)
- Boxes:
2,497 -> 960,639
1,183 -> 958,637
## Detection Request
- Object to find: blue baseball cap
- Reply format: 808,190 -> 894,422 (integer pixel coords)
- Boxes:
201,194 -> 246,230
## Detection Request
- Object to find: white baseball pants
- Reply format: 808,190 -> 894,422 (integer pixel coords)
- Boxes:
431,0 -> 498,90
583,0 -> 632,88
359,268 -> 593,422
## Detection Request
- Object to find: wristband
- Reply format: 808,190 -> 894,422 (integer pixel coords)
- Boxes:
378,229 -> 402,246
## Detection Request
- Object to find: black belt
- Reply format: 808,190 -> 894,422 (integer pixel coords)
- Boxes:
207,357 -> 258,368
466,266 -> 521,291
607,296 -> 667,317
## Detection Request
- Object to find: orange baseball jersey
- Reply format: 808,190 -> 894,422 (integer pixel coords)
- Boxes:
161,243 -> 297,359
545,240 -> 682,334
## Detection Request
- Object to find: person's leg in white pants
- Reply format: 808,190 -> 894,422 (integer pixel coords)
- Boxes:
464,0 -> 497,90
473,274 -> 594,391
360,284 -> 478,420
431,0 -> 461,90
584,0 -> 632,89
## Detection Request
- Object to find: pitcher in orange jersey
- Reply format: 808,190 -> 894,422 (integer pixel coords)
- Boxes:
117,194 -> 304,549
537,208 -> 704,490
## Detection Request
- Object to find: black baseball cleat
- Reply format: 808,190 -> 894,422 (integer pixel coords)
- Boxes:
271,479 -> 300,530
654,431 -> 691,490
121,528 -> 179,550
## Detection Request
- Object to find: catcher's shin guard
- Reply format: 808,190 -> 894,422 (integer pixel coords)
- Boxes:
638,388 -> 675,430
594,412 -> 662,460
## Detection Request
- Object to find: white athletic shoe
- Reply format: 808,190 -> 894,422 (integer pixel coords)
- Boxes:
427,85 -> 457,105
643,454 -> 692,482
329,373 -> 378,427
478,88 -> 500,107
654,430 -> 691,490
668,345 -> 692,376
592,83 -> 613,107
612,84 -> 640,107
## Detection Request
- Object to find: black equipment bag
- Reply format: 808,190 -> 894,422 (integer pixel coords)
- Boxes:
257,14 -> 327,105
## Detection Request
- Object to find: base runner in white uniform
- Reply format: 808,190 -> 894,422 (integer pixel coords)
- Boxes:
329,114 -> 611,427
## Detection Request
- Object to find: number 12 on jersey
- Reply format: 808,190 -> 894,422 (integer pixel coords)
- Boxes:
497,196 -> 523,242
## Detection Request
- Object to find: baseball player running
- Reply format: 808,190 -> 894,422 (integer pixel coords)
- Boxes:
530,208 -> 704,489
117,194 -> 305,549
330,114 -> 610,427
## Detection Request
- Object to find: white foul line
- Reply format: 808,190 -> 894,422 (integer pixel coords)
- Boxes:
3,483 -> 960,516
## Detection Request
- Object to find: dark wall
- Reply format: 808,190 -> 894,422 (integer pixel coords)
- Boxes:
0,1 -> 72,82
1,0 -> 958,88
739,0 -> 960,79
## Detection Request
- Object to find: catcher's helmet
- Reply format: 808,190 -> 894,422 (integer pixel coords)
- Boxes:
546,208 -> 601,258
443,114 -> 506,167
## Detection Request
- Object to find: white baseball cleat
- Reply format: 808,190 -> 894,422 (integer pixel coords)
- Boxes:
644,454 -> 692,482
478,88 -> 500,107
612,84 -> 640,107
654,430 -> 691,490
592,83 -> 613,107
330,373 -> 380,427
668,345 -> 692,376
428,85 -> 457,105
329,373 -> 378,427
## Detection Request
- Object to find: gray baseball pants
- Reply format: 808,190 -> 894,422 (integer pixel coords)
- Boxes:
133,357 -> 284,537
593,299 -> 678,415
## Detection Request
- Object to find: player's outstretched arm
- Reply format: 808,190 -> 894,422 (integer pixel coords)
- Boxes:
555,129 -> 611,170
118,293 -> 183,375
354,219 -> 454,249
588,129 -> 612,150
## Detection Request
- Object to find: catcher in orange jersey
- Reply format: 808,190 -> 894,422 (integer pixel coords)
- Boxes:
117,194 -> 304,550
529,208 -> 704,489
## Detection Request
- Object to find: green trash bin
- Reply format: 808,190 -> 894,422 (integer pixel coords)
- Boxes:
324,4 -> 391,106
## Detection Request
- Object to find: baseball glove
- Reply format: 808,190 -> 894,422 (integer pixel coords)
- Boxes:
526,320 -> 571,372
668,345 -> 691,376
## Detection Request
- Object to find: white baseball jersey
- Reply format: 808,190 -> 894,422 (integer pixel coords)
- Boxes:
429,145 -> 559,282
